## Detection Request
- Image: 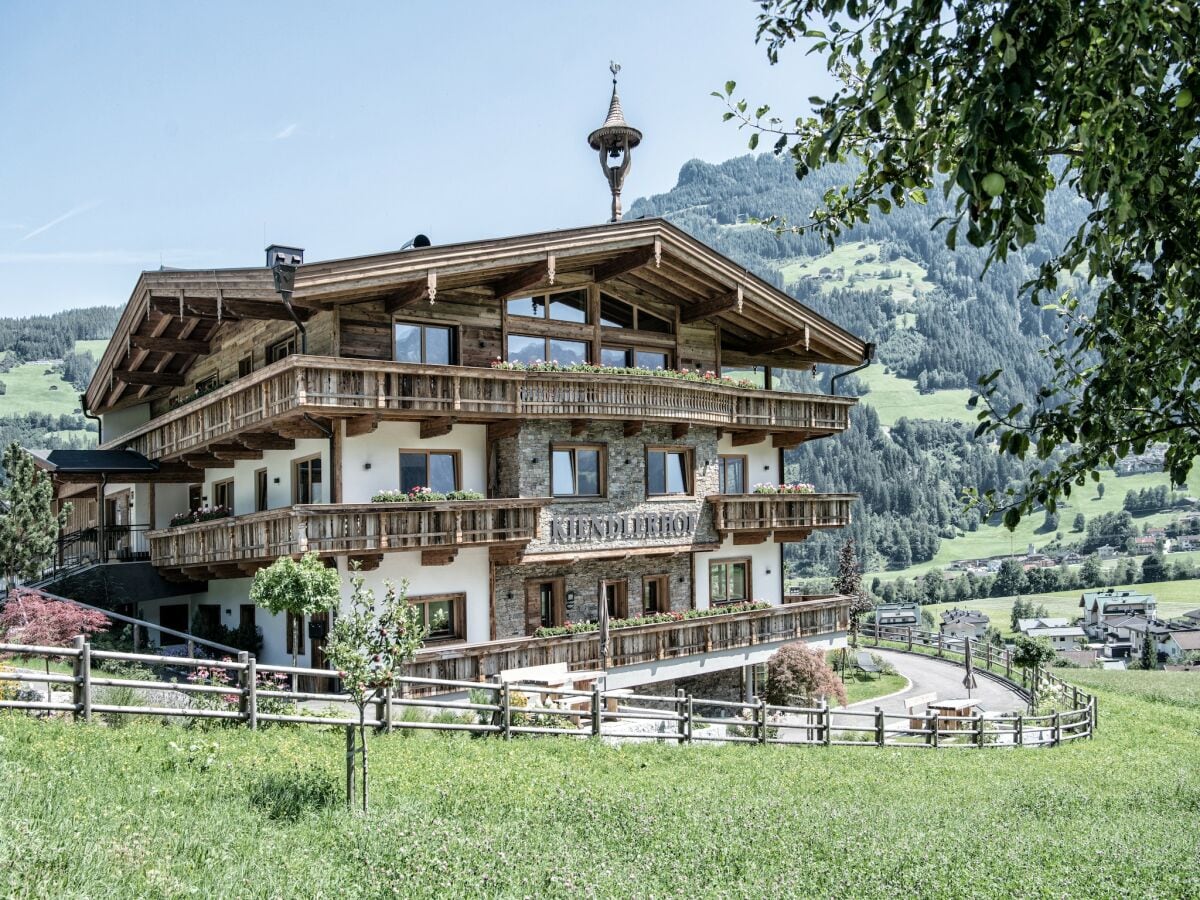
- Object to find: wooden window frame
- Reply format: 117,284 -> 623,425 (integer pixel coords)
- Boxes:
645,446 -> 695,498
254,468 -> 268,513
267,333 -> 298,364
550,443 -> 607,498
599,343 -> 674,370
211,477 -> 234,514
505,332 -> 591,366
409,592 -> 466,643
194,373 -> 219,393
600,579 -> 629,620
642,573 -> 670,615
599,291 -> 675,336
237,355 -> 254,378
718,454 -> 748,495
292,454 -> 323,505
392,319 -> 459,366
709,557 -> 752,606
506,289 -> 591,324
397,448 -> 462,493
524,577 -> 566,635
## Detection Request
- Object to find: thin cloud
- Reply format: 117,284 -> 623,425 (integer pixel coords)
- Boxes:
273,123 -> 298,140
20,201 -> 101,242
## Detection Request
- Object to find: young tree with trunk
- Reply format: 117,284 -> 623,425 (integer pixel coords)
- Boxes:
723,1 -> 1199,528
249,552 -> 341,686
0,442 -> 69,589
324,569 -> 427,813
834,538 -> 873,647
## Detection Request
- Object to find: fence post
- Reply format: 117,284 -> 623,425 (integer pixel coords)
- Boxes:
70,635 -> 85,722
674,689 -> 685,745
931,711 -> 939,748
1053,711 -> 1061,747
685,695 -> 694,744
1005,650 -> 1012,679
985,642 -> 992,670
975,713 -> 984,748
873,625 -> 879,648
344,726 -> 356,811
384,686 -> 393,734
936,632 -> 944,657
926,711 -> 935,747
821,699 -> 831,746
906,626 -> 912,651
758,698 -> 768,745
593,684 -> 603,738
246,655 -> 258,731
1015,714 -> 1024,747
237,651 -> 249,726
79,636 -> 92,724
875,706 -> 885,747
501,682 -> 511,741
1090,695 -> 1097,736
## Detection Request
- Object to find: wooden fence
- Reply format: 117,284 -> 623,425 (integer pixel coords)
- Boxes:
0,634 -> 1094,748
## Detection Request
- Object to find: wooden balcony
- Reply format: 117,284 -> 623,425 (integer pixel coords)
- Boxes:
147,499 -> 546,576
707,493 -> 856,544
105,355 -> 856,460
406,595 -> 851,687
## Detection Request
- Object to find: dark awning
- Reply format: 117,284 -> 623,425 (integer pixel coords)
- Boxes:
27,449 -> 162,474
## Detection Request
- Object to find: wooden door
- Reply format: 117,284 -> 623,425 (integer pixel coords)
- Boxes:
307,611 -> 334,693
642,574 -> 670,615
524,578 -> 565,635
600,580 -> 628,620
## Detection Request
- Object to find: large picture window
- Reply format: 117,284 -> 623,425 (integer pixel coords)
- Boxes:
398,450 -> 460,494
709,558 -> 750,606
551,444 -> 604,497
507,289 -> 589,323
646,447 -> 693,497
293,456 -> 322,504
506,333 -> 589,365
718,455 -> 747,494
394,321 -> 455,365
599,293 -> 673,334
600,346 -> 671,370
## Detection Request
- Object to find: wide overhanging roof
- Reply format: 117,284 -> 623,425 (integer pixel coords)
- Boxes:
28,449 -> 161,474
86,218 -> 870,413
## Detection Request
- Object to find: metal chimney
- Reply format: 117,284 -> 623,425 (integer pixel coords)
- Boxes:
265,244 -> 304,268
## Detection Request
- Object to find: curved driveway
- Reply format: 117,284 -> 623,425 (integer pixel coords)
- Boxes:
840,648 -> 1026,717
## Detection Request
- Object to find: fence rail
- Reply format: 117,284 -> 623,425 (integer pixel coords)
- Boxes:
0,631 -> 1094,748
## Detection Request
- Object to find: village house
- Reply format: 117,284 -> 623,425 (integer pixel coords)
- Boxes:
939,608 -> 989,640
1080,589 -> 1158,639
1018,618 -> 1085,650
874,602 -> 922,630
25,83 -> 871,696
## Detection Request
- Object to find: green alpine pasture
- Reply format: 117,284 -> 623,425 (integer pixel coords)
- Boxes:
0,362 -> 83,418
1,672 -> 1197,898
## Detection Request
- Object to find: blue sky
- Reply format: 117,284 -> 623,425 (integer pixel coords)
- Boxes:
0,2 -> 832,315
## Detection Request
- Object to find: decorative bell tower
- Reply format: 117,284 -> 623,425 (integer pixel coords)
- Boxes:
588,62 -> 642,223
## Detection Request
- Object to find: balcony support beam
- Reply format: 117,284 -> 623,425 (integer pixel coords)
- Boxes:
421,548 -> 458,566
420,417 -> 455,439
773,529 -> 813,543
732,531 -> 769,545
345,415 -> 380,438
730,430 -> 765,447
772,433 -> 808,449
181,454 -> 235,469
240,434 -> 295,451
680,286 -> 742,324
210,444 -> 263,460
672,423 -> 690,439
623,420 -> 643,438
348,553 -> 382,571
114,369 -> 185,387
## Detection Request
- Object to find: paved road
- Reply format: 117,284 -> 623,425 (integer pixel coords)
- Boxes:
840,648 -> 1025,717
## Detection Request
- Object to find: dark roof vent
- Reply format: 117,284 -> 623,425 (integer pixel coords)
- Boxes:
401,234 -> 431,250
265,244 -> 304,267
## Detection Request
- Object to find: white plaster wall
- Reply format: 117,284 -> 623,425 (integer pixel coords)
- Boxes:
100,404 -> 151,442
341,421 -> 488,502
193,438 -> 327,514
153,484 -> 190,529
339,548 -> 492,644
693,537 -> 784,609
716,434 -> 780,490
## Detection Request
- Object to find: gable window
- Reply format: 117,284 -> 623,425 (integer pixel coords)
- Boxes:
506,334 -> 589,366
551,444 -> 604,497
212,478 -> 234,513
394,321 -> 455,365
254,468 -> 268,512
718,455 -> 747,494
238,355 -> 254,378
646,447 -> 693,497
507,289 -> 589,324
398,450 -> 460,494
293,456 -> 322,504
267,334 -> 298,363
410,592 -> 465,642
195,373 -> 219,393
710,558 -> 750,606
600,293 -> 674,334
600,346 -> 671,370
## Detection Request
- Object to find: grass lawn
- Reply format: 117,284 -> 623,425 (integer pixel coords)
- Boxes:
779,241 -> 938,302
2,671 -> 1199,897
73,339 -> 109,358
0,362 -> 81,417
840,671 -> 907,705
925,578 -> 1200,636
854,365 -> 976,427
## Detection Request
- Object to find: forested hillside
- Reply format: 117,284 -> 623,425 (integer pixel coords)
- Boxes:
0,306 -> 119,451
629,155 -> 1103,577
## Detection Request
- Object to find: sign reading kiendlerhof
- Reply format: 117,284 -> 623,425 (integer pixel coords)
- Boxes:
549,512 -> 699,544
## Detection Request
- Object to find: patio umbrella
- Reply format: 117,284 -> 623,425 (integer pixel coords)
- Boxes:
963,638 -> 978,698
599,590 -> 610,670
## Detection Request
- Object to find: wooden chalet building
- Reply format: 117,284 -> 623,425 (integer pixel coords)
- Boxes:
32,82 -> 870,693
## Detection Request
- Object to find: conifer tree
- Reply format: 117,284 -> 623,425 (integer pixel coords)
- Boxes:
0,442 -> 68,590
834,538 -> 873,647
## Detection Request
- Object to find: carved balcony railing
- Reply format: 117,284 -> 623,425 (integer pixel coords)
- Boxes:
105,356 -> 857,460
147,499 -> 547,574
707,493 -> 856,543
406,595 -> 852,687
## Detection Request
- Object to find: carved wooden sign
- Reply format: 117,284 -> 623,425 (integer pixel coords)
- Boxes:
548,511 -> 698,544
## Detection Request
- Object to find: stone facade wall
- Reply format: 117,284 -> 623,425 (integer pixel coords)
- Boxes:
632,667 -> 752,704
493,554 -> 691,638
518,421 -> 720,554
